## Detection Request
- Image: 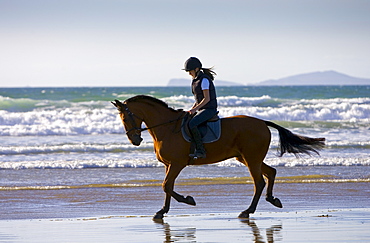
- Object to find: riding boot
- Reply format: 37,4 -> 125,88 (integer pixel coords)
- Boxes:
189,127 -> 206,159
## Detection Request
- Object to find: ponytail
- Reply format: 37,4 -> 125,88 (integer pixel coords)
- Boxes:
201,67 -> 217,81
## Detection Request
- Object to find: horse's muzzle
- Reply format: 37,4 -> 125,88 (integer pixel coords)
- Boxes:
130,135 -> 143,146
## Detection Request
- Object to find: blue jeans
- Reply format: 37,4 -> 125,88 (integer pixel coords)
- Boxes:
189,109 -> 217,129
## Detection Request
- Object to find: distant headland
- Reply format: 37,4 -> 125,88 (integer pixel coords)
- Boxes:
167,71 -> 370,86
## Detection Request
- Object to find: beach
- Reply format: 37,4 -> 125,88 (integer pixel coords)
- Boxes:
1,178 -> 369,242
1,209 -> 370,243
1,86 -> 369,242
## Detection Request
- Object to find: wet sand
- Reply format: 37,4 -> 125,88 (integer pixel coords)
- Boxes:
1,209 -> 369,242
1,181 -> 369,220
1,181 -> 370,242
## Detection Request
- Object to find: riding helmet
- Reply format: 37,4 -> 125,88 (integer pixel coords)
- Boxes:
183,57 -> 202,71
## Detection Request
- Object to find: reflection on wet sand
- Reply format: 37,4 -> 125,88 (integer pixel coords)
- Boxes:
162,222 -> 196,243
240,219 -> 282,243
154,218 -> 282,243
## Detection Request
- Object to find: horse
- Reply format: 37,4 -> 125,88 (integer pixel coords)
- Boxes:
111,95 -> 325,220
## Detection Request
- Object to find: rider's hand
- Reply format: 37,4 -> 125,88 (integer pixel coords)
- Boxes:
189,108 -> 197,115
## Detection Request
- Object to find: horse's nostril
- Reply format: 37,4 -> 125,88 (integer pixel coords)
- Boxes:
131,136 -> 143,146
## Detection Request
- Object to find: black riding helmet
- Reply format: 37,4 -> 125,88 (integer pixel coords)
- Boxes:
183,57 -> 202,71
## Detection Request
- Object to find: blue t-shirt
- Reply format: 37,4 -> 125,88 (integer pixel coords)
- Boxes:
201,78 -> 209,90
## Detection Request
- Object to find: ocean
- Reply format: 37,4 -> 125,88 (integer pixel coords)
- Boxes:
0,86 -> 369,219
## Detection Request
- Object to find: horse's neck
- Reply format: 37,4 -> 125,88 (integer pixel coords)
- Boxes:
138,104 -> 183,135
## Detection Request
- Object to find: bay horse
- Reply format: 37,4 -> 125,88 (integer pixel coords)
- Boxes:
111,95 -> 325,219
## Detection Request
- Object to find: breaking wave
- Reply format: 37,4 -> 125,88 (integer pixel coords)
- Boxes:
0,95 -> 369,136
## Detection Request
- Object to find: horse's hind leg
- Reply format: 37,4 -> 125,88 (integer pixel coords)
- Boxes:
262,163 -> 283,208
238,158 -> 266,218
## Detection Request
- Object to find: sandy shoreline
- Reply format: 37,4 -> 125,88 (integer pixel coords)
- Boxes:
1,180 -> 370,242
1,208 -> 369,242
1,181 -> 369,220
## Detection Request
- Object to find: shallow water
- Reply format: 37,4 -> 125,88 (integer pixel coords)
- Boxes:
1,165 -> 369,220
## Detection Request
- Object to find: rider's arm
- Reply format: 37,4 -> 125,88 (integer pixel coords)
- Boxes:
189,79 -> 210,114
196,89 -> 210,109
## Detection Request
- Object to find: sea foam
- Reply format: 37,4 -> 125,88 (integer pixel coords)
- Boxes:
0,96 -> 369,136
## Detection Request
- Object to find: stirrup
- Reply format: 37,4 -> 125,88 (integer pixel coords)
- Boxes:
189,149 -> 206,159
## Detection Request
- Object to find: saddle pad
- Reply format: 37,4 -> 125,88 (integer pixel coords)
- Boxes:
181,119 -> 221,144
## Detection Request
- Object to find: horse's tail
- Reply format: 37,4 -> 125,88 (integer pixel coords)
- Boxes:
265,121 -> 325,157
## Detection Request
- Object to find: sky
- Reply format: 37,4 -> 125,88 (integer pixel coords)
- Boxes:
1,0 -> 369,87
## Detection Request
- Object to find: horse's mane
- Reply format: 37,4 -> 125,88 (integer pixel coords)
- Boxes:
125,95 -> 180,112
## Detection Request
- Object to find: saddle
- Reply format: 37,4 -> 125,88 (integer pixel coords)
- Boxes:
181,112 -> 221,144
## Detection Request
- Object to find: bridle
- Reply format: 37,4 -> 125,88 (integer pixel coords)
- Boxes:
120,102 -> 145,136
120,102 -> 184,136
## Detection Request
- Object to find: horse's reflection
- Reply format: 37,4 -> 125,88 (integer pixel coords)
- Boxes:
154,218 -> 282,243
154,219 -> 196,243
240,219 -> 282,243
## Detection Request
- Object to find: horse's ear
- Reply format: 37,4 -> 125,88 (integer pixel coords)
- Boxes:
111,101 -> 118,108
111,100 -> 122,108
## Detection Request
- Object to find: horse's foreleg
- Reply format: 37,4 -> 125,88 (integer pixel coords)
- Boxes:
239,163 -> 266,218
154,164 -> 195,220
154,165 -> 172,220
163,164 -> 196,205
262,163 -> 283,208
154,193 -> 171,220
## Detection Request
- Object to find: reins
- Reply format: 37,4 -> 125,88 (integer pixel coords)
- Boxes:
142,115 -> 184,132
121,102 -> 184,134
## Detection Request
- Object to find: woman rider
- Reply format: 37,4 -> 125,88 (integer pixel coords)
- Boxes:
183,57 -> 218,159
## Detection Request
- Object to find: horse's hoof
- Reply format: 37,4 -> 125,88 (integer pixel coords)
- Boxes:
238,211 -> 250,219
266,196 -> 283,208
185,196 -> 196,206
153,213 -> 164,221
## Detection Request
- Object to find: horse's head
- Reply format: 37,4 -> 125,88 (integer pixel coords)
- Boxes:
111,100 -> 143,146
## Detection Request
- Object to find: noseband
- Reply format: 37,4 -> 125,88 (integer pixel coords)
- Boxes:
121,103 -> 146,136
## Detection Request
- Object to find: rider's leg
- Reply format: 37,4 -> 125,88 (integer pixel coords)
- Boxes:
188,109 -> 216,159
